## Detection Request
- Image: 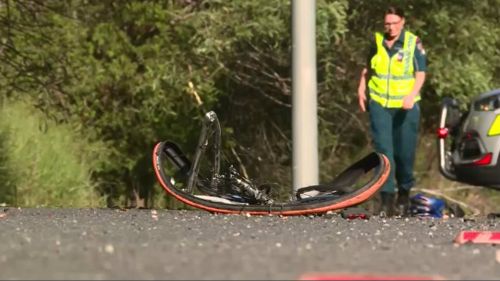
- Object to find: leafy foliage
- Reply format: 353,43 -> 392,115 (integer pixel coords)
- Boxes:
0,0 -> 499,207
0,99 -> 105,207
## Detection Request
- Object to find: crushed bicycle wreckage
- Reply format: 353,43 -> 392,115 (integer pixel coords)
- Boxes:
152,111 -> 390,216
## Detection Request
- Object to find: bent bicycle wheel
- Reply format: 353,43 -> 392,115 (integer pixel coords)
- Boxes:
152,141 -> 390,216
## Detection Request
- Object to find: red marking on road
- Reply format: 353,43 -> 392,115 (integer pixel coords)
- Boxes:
454,230 -> 500,244
299,273 -> 442,280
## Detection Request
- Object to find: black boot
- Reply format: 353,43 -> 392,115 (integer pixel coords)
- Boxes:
396,188 -> 410,217
378,192 -> 395,217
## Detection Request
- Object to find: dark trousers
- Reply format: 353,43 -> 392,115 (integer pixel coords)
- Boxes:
368,99 -> 420,193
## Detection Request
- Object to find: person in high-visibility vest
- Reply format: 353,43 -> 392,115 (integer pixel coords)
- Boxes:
357,6 -> 427,217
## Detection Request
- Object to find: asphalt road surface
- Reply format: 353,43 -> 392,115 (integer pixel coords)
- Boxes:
0,208 -> 499,280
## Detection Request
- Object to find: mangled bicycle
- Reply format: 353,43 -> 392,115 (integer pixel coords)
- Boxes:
152,111 -> 390,216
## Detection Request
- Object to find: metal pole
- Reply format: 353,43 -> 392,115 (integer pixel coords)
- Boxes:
292,0 -> 318,195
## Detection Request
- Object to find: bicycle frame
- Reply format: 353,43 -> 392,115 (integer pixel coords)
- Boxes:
186,111 -> 221,194
152,111 -> 390,215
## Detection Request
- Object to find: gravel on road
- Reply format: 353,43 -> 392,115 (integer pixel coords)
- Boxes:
0,208 -> 498,280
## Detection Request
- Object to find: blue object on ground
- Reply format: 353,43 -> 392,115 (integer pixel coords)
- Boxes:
409,193 -> 445,218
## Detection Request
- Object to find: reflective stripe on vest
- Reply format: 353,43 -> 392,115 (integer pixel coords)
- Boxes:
368,31 -> 419,108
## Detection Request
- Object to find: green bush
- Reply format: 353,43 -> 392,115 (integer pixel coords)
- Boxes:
0,99 -> 107,207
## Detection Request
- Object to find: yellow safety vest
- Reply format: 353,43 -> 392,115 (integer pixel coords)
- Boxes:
368,31 -> 419,108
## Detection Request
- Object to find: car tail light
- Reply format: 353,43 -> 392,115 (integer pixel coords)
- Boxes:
437,127 -> 448,139
472,153 -> 492,166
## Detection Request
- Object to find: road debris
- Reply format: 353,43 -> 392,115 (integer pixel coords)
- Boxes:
454,230 -> 500,245
104,244 -> 115,254
151,210 -> 158,221
299,272 -> 443,280
341,207 -> 370,220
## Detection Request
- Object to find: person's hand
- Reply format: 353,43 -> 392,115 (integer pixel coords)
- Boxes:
358,90 -> 367,112
402,94 -> 415,110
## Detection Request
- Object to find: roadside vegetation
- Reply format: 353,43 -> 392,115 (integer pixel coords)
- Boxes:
0,0 -> 499,214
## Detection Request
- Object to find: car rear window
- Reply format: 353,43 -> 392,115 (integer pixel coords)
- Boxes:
474,94 -> 500,111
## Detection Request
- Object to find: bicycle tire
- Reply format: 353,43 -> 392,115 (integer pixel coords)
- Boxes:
152,141 -> 390,216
